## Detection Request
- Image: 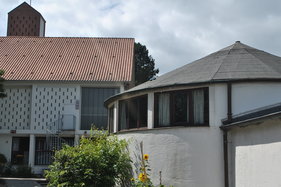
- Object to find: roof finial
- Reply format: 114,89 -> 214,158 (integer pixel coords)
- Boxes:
235,41 -> 240,43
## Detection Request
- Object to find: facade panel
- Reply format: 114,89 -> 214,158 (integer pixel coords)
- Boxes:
0,87 -> 31,130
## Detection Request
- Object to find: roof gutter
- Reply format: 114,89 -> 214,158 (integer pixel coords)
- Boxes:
104,78 -> 281,107
221,110 -> 281,130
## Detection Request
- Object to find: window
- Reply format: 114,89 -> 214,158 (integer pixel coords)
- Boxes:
35,137 -> 74,165
118,95 -> 148,131
155,88 -> 209,127
11,137 -> 29,165
35,137 -> 53,165
81,87 -> 119,130
108,106 -> 114,133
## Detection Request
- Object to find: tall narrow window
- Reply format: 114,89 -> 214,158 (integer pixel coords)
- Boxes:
108,106 -> 114,133
173,92 -> 189,124
158,93 -> 170,126
81,87 -> 119,130
193,89 -> 204,124
119,100 -> 127,130
11,137 -> 29,165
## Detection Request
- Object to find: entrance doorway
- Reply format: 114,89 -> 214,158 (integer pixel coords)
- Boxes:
11,137 -> 30,165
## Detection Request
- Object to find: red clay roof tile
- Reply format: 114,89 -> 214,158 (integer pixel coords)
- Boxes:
0,37 -> 134,82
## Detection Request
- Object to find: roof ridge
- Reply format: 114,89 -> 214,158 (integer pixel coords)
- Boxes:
8,2 -> 46,22
0,36 -> 135,39
210,51 -> 229,80
244,47 -> 281,75
210,41 -> 239,80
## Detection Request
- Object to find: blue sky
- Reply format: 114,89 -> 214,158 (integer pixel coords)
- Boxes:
1,0 -> 281,75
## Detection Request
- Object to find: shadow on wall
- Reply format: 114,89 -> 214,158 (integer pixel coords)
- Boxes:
230,118 -> 281,146
119,126 -> 223,187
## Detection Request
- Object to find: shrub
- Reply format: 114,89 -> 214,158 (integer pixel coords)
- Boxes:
0,154 -> 7,165
14,165 -> 34,178
0,162 -> 34,178
45,130 -> 132,187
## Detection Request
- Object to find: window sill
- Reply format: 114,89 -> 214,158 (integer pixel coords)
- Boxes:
115,125 -> 210,134
116,127 -> 148,134
157,124 -> 209,128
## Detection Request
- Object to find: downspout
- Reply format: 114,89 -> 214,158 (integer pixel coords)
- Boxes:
223,130 -> 229,187
227,82 -> 232,121
223,82 -> 232,187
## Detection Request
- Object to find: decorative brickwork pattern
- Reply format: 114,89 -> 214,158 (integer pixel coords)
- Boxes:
32,86 -> 76,131
0,88 -> 31,130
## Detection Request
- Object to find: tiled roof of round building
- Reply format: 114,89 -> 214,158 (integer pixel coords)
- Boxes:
130,41 -> 281,91
105,41 -> 281,105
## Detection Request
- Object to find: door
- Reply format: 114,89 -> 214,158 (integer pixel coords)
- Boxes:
62,104 -> 76,130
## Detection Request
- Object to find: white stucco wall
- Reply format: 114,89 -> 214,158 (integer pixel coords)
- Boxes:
232,82 -> 281,115
229,118 -> 281,187
117,127 -> 224,187
209,84 -> 228,126
0,81 -> 124,173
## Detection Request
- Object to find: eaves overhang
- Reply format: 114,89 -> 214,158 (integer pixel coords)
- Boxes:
104,78 -> 281,107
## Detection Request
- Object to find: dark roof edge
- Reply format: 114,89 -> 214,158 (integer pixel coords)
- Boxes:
0,36 -> 135,39
221,103 -> 281,130
104,78 -> 281,107
3,80 -> 132,84
8,2 -> 46,22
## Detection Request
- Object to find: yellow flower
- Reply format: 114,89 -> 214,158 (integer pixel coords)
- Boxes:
131,178 -> 135,181
138,173 -> 147,182
143,154 -> 149,160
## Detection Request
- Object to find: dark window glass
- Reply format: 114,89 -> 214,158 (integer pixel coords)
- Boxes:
173,92 -> 188,124
119,95 -> 148,131
11,137 -> 29,165
81,87 -> 119,130
155,88 -> 209,127
108,106 -> 114,133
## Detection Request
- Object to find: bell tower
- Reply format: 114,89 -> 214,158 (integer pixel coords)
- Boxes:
7,2 -> 46,37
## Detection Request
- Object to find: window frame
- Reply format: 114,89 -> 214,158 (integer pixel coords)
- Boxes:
154,87 -> 209,127
108,106 -> 114,133
34,137 -> 74,165
80,87 -> 119,130
118,94 -> 148,131
11,137 -> 30,165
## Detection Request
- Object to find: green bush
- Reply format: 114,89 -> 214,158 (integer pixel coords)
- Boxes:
0,154 -> 7,165
0,162 -> 34,178
14,165 -> 34,178
45,130 -> 132,187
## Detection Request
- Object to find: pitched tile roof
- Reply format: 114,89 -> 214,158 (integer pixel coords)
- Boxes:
0,37 -> 134,82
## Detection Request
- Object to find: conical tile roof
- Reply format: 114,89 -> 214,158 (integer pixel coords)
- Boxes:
131,41 -> 281,91
105,41 -> 281,105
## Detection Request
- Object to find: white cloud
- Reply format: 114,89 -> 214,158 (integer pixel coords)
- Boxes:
1,0 -> 281,74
